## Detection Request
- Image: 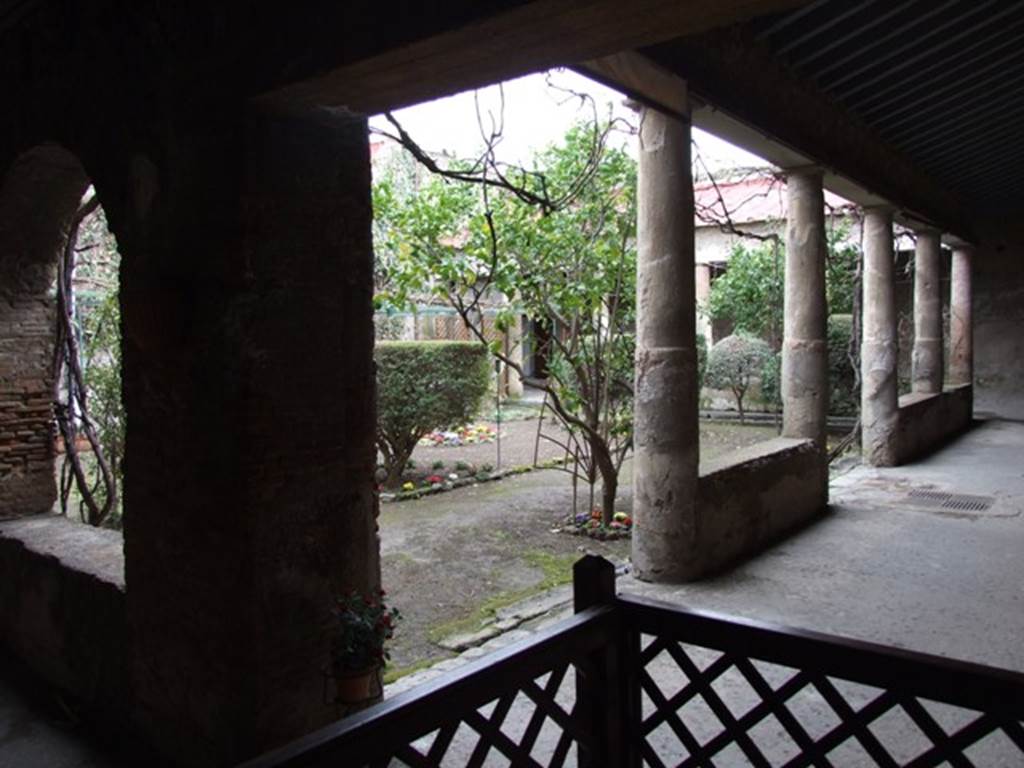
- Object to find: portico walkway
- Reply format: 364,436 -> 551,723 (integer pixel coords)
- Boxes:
622,418 -> 1024,673
3,421 -> 1022,767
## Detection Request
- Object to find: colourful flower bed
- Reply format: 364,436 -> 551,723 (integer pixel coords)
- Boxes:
566,510 -> 632,540
418,423 -> 499,447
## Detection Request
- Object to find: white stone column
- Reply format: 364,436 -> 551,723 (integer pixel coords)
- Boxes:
949,245 -> 974,387
504,315 -> 525,398
912,229 -> 944,394
633,101 -> 698,583
695,262 -> 713,344
861,207 -> 899,466
782,168 -> 828,452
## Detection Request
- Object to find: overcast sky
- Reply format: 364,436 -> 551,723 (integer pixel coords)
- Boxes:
368,69 -> 766,172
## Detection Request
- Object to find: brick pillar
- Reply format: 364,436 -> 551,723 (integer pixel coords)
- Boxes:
633,99 -> 699,583
121,106 -> 379,765
0,146 -> 89,518
782,168 -> 828,454
912,229 -> 944,394
861,207 -> 899,466
949,245 -> 974,387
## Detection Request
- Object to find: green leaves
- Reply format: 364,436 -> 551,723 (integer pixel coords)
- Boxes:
375,342 -> 491,488
705,219 -> 860,349
705,240 -> 785,346
372,117 -> 638,518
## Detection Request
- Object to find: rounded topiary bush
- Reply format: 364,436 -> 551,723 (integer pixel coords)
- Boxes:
376,341 -> 490,488
706,334 -> 772,422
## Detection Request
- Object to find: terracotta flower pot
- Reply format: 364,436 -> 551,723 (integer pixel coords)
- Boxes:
334,667 -> 377,703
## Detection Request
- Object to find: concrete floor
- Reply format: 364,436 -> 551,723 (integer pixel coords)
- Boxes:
3,419 -> 1022,766
624,417 -> 1024,671
0,663 -> 134,768
615,418 -> 1024,765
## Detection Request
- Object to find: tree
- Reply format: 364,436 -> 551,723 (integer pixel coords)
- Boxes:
375,119 -> 637,523
704,239 -> 784,347
705,334 -> 772,423
705,221 -> 859,346
54,197 -> 124,528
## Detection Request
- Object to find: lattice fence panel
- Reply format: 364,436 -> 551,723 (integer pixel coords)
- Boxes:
637,633 -> 1024,767
368,661 -> 589,768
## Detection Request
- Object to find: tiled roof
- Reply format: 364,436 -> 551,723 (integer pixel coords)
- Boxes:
694,175 -> 853,226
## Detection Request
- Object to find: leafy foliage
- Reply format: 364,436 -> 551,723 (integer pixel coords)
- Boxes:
753,317 -> 859,417
80,291 -> 124,522
705,240 -> 784,346
58,201 -> 124,528
375,341 -> 490,488
760,351 -> 782,414
704,220 -> 860,420
373,120 -> 637,522
705,221 -> 860,349
696,333 -> 709,390
330,590 -> 401,673
705,334 -> 772,422
827,314 -> 858,416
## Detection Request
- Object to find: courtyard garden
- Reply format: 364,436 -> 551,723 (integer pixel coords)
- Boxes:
378,417 -> 782,681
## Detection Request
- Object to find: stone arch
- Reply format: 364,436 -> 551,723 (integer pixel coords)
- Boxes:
0,144 -> 90,517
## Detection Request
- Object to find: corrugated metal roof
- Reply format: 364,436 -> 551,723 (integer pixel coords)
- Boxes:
751,0 -> 1024,213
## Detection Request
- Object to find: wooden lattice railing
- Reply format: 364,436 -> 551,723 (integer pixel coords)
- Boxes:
240,557 -> 1024,768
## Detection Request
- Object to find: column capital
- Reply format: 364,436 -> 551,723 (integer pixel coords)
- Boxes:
781,163 -> 824,180
862,203 -> 896,216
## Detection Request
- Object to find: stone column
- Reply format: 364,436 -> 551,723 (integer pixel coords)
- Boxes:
504,314 -> 525,398
861,207 -> 900,466
695,262 -> 713,344
121,106 -> 379,765
633,101 -> 699,583
912,229 -> 944,394
782,168 -> 828,453
949,245 -> 974,387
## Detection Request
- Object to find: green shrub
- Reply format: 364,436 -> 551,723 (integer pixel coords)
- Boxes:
696,333 -> 708,390
706,334 -> 772,422
828,314 -> 858,417
739,317 -> 858,418
760,351 -> 782,414
376,341 -> 490,488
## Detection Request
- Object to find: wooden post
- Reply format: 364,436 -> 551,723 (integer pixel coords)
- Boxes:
574,555 -> 616,613
573,556 -> 638,767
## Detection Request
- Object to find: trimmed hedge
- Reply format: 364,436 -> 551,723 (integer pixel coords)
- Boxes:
376,341 -> 490,489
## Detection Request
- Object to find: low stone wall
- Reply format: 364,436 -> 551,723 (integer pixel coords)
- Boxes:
896,384 -> 973,463
693,438 -> 827,578
0,515 -> 127,716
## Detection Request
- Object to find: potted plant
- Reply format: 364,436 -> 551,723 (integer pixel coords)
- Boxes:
329,590 -> 401,703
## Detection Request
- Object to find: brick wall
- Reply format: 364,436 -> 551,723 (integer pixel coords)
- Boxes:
0,294 -> 56,516
0,145 -> 88,518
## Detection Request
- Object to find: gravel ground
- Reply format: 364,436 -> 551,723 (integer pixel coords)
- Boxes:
407,415 -> 570,476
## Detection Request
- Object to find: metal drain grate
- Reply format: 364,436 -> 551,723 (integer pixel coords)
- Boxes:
906,489 -> 994,512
